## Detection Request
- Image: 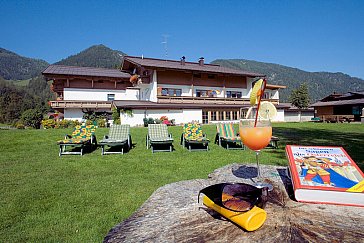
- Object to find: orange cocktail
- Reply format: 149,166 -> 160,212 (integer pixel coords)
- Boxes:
239,118 -> 272,190
239,126 -> 272,151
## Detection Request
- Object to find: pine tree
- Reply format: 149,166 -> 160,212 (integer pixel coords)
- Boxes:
289,83 -> 310,122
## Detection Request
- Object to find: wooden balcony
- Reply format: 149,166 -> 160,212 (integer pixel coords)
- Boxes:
49,100 -> 112,109
157,96 -> 279,105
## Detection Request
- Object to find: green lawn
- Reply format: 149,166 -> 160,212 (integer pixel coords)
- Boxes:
1,123 -> 363,242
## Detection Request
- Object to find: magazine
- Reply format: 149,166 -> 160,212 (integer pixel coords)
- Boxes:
286,145 -> 364,207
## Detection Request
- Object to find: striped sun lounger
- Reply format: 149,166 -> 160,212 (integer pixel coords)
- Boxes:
147,124 -> 174,153
99,124 -> 131,155
215,123 -> 244,150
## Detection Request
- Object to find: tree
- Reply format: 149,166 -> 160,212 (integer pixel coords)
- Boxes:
21,108 -> 44,129
289,83 -> 310,122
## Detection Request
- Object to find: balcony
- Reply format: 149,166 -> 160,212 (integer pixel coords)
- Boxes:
49,100 -> 112,109
157,96 -> 279,105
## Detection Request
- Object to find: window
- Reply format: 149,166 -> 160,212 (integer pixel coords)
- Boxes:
107,94 -> 115,101
196,89 -> 208,97
226,111 -> 231,120
211,111 -> 217,121
202,111 -> 208,124
196,89 -> 217,97
232,111 -> 238,120
161,88 -> 168,96
263,92 -> 270,99
226,91 -> 242,98
160,88 -> 182,96
168,89 -> 174,96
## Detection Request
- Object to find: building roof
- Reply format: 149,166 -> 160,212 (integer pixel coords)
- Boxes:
311,98 -> 364,107
122,56 -> 265,77
320,91 -> 364,102
42,65 -> 131,79
279,103 -> 314,111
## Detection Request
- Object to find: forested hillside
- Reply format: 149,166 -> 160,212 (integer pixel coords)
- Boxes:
0,77 -> 53,123
212,59 -> 364,102
0,48 -> 49,80
2,44 -> 364,124
55,44 -> 126,68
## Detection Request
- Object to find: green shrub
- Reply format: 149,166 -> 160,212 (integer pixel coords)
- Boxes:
97,119 -> 106,128
113,118 -> 120,125
21,108 -> 43,129
15,121 -> 25,129
143,118 -> 148,127
41,119 -> 56,129
86,120 -> 93,125
59,119 -> 71,128
148,118 -> 154,124
70,120 -> 81,127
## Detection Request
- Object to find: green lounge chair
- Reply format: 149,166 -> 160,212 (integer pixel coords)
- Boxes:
181,123 -> 209,151
215,123 -> 244,150
99,124 -> 131,155
146,124 -> 173,153
57,123 -> 97,156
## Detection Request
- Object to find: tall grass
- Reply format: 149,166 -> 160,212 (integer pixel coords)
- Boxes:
1,123 -> 363,242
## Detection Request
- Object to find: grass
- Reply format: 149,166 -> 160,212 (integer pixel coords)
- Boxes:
5,79 -> 31,87
1,122 -> 363,242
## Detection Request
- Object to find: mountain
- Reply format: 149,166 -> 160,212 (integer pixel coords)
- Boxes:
212,59 -> 364,102
55,44 -> 126,68
0,48 -> 49,80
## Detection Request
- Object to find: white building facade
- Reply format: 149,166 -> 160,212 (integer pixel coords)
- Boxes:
43,56 -> 287,126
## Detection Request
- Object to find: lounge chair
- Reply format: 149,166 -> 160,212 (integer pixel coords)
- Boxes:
181,123 -> 209,151
99,124 -> 131,155
215,123 -> 244,150
146,124 -> 173,153
268,136 -> 279,149
57,123 -> 97,156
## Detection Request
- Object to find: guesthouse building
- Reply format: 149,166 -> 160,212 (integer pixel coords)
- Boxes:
311,91 -> 364,122
43,56 -> 287,126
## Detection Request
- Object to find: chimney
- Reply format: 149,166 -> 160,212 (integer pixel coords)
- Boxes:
180,56 -> 186,65
198,57 -> 204,66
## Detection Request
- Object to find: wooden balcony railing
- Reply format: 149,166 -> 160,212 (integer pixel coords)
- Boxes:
49,100 -> 112,109
157,96 -> 279,105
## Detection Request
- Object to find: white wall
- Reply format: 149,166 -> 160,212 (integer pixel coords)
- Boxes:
64,88 -> 139,101
275,109 -> 285,122
270,90 -> 279,100
121,109 -> 202,126
285,111 -> 314,122
63,108 -> 111,121
64,109 -> 84,121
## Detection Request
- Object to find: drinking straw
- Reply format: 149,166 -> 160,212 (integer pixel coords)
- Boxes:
254,78 -> 267,127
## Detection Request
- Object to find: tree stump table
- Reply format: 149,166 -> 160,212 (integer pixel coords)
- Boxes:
104,164 -> 364,242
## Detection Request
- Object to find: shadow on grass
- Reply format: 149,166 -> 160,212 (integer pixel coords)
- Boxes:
271,126 -> 364,170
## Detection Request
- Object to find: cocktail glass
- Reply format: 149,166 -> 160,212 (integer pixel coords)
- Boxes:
239,118 -> 273,190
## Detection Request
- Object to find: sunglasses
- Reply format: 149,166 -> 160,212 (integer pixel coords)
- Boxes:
198,183 -> 268,212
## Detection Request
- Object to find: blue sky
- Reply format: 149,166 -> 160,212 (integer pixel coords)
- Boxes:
1,0 -> 364,79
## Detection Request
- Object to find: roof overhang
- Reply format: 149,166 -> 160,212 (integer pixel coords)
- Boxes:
42,65 -> 131,80
311,98 -> 364,107
122,56 -> 265,78
266,84 -> 286,90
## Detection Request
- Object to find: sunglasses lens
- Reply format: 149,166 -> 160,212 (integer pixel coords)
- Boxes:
221,184 -> 261,212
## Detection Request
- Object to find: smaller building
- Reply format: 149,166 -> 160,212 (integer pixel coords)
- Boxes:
280,103 -> 314,122
311,91 -> 364,122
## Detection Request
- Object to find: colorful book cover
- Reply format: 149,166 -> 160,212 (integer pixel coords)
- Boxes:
286,145 -> 364,206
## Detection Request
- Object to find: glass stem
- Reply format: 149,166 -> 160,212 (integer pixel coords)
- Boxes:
256,150 -> 261,181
